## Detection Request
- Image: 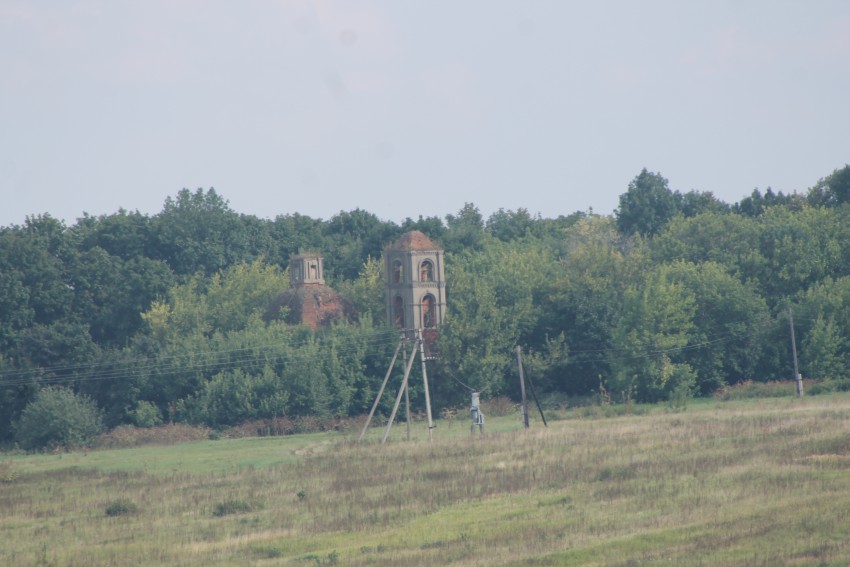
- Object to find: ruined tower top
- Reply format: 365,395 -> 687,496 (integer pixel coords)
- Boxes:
385,230 -> 438,252
277,252 -> 352,330
289,253 -> 324,287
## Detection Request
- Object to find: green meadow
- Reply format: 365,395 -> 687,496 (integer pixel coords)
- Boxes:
4,394 -> 850,566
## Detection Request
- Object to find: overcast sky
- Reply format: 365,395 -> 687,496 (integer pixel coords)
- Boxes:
2,1 -> 849,228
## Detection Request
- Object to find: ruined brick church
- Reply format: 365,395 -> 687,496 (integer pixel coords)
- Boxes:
275,252 -> 354,330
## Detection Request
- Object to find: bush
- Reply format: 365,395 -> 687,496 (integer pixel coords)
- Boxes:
667,366 -> 697,412
714,380 -> 797,401
105,499 -> 139,517
96,423 -> 212,449
213,499 -> 255,517
220,416 -> 355,438
484,396 -> 517,417
15,387 -> 104,451
130,400 -> 163,428
0,460 -> 15,483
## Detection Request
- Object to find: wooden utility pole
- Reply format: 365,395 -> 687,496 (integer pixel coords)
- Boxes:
418,329 -> 435,441
526,368 -> 548,428
381,342 -> 420,444
516,346 -> 547,427
788,306 -> 804,397
403,341 -> 411,441
358,339 -> 403,441
516,346 -> 530,428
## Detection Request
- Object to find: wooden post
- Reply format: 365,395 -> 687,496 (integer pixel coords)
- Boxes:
358,338 -> 403,441
526,370 -> 548,428
517,346 -> 529,428
382,340 -> 420,444
788,306 -> 803,397
404,341 -> 411,441
418,329 -> 435,442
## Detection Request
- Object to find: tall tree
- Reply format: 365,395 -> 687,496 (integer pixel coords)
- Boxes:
73,209 -> 157,260
795,276 -> 850,381
807,165 -> 850,207
545,216 -> 640,395
323,209 -> 400,281
267,213 -> 326,264
662,261 -> 771,393
400,215 -> 446,242
616,169 -> 679,237
443,203 -> 487,253
143,259 -> 290,343
486,208 -> 535,242
679,190 -> 730,217
608,264 -> 697,402
652,211 -> 763,281
801,315 -> 847,380
755,205 -> 845,305
435,237 -> 560,402
152,188 -> 249,277
334,256 -> 386,324
733,188 -> 800,217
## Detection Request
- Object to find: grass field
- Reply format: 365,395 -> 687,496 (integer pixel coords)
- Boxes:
4,394 -> 850,566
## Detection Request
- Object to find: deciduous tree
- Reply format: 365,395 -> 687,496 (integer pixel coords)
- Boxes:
616,169 -> 679,237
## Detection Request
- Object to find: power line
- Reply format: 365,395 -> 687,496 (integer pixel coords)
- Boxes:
0,327 -> 402,388
0,314 -> 801,390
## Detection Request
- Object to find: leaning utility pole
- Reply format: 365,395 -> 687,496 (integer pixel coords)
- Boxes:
516,346 -> 530,428
788,306 -> 803,397
516,346 -> 547,428
358,339 -> 403,442
417,328 -> 436,441
381,341 -> 419,444
403,341 -> 411,441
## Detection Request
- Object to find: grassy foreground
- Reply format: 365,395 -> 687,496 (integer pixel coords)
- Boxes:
4,395 -> 850,566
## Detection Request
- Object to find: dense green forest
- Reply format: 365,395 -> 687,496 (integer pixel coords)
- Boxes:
2,165 -> 849,447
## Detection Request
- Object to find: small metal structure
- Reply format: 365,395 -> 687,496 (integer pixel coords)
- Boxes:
470,391 -> 484,435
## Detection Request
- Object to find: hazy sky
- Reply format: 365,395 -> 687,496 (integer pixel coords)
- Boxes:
2,1 -> 849,228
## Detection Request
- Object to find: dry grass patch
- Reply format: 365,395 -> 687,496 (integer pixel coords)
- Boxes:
96,423 -> 212,448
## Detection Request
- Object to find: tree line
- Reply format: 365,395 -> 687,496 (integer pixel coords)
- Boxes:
1,165 -> 849,448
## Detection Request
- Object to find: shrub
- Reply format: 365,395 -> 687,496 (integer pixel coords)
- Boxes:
485,396 -> 517,417
130,400 -> 163,428
15,387 -> 104,451
221,416 -> 355,438
440,406 -> 459,426
714,380 -> 797,401
252,546 -> 283,559
105,499 -> 139,517
667,367 -> 696,412
0,460 -> 15,483
96,423 -> 212,449
213,499 -> 255,517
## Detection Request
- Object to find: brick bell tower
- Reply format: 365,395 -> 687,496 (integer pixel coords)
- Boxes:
359,230 -> 445,443
384,231 -> 446,349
